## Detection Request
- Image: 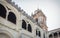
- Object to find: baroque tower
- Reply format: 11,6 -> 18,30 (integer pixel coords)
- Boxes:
32,9 -> 48,31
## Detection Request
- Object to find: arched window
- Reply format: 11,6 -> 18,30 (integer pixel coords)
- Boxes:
28,24 -> 32,32
8,12 -> 16,24
54,32 -> 57,36
49,34 -> 52,38
0,4 -> 6,18
54,32 -> 58,38
39,31 -> 41,37
36,29 -> 38,36
36,29 -> 41,37
59,32 -> 60,36
22,20 -> 26,29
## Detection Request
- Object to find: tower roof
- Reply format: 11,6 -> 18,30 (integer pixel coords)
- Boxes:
32,9 -> 46,18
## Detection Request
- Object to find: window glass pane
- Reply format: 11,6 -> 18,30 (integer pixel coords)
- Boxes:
59,32 -> 60,35
36,30 -> 37,35
39,31 -> 41,37
28,24 -> 32,32
22,20 -> 26,29
36,29 -> 41,37
0,4 -> 6,18
49,34 -> 53,38
54,32 -> 57,36
8,12 -> 16,24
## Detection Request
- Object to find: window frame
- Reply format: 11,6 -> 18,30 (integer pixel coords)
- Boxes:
22,20 -> 27,30
28,24 -> 32,32
7,12 -> 16,24
36,29 -> 41,37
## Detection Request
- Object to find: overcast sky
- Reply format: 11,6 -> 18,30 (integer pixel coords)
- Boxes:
12,0 -> 60,31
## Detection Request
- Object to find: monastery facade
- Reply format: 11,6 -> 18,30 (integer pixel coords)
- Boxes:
0,0 -> 60,38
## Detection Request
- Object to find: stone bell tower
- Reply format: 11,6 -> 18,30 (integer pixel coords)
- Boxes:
32,9 -> 48,31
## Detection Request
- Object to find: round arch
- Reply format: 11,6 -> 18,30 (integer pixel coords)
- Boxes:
28,24 -> 32,32
22,20 -> 27,29
0,29 -> 14,38
7,12 -> 16,24
0,33 -> 10,38
49,34 -> 53,38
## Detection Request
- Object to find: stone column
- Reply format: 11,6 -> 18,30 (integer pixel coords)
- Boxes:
52,34 -> 54,38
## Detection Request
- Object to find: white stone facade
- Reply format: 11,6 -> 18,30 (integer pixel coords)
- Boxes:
0,0 -> 45,38
0,0 -> 60,38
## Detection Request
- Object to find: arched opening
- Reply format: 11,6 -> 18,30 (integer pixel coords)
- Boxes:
0,4 -> 6,18
0,33 -> 10,38
59,32 -> 60,37
36,29 -> 41,37
8,12 -> 16,24
49,34 -> 53,38
39,31 -> 41,37
36,30 -> 38,35
22,20 -> 27,29
28,24 -> 32,32
54,32 -> 58,38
